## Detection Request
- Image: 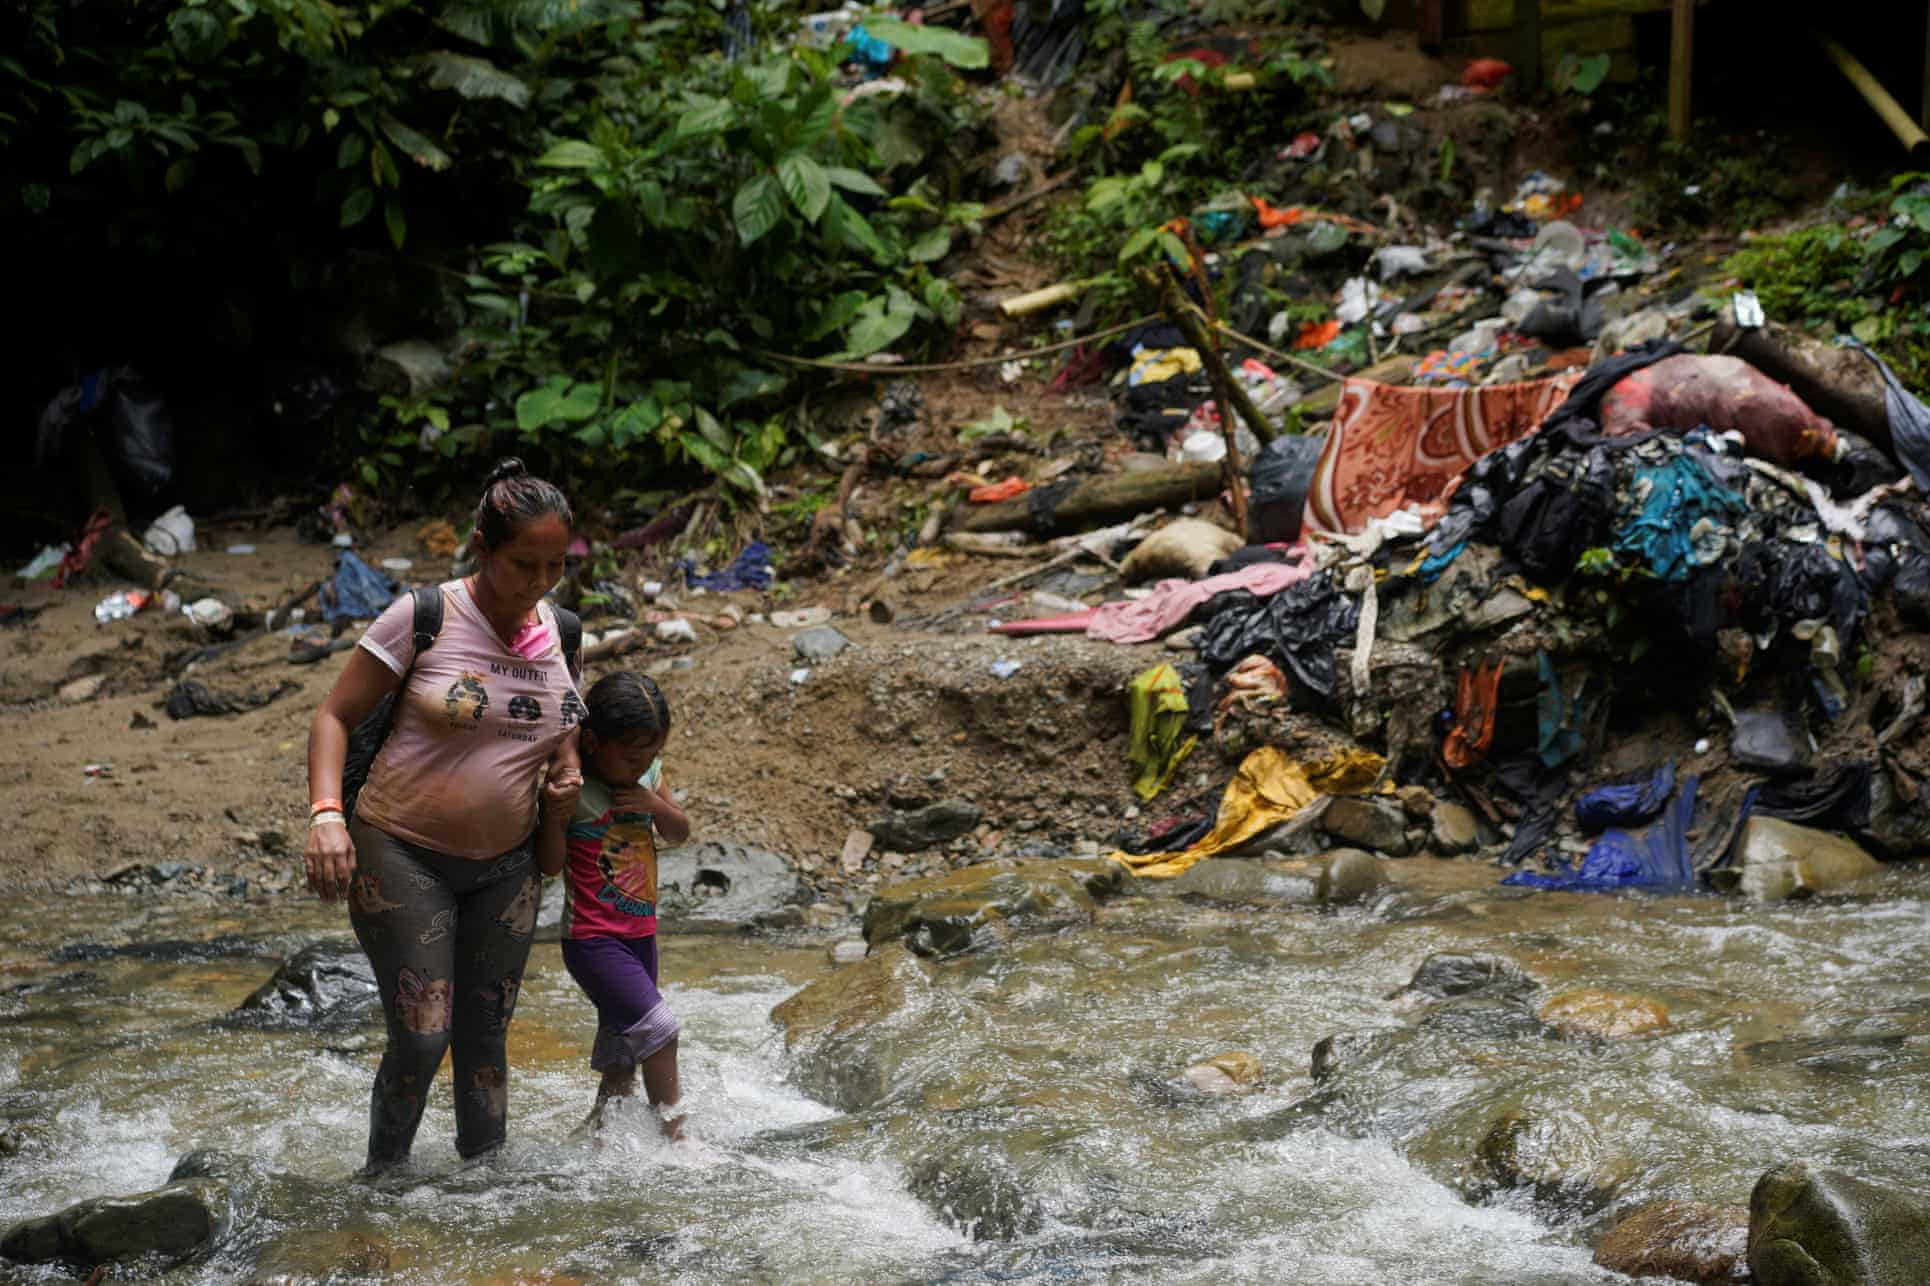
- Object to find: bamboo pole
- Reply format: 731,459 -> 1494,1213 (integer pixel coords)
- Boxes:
1815,31 -> 1930,158
1668,0 -> 1694,142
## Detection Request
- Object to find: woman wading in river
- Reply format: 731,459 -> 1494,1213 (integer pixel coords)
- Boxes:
303,459 -> 583,1174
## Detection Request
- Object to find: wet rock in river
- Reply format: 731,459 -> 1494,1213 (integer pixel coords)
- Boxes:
1429,802 -> 1480,853
1471,1109 -> 1626,1215
870,799 -> 983,853
1319,796 -> 1411,856
1748,1160 -> 1930,1286
1179,1050 -> 1264,1093
906,1148 -> 1045,1241
230,940 -> 377,1027
658,839 -> 805,931
1593,1200 -> 1749,1282
1717,817 -> 1886,900
1537,990 -> 1672,1041
0,1177 -> 231,1269
771,943 -> 934,1111
1167,850 -> 1381,908
827,939 -> 868,965
1316,849 -> 1385,904
861,858 -> 1129,958
1389,952 -> 1540,1003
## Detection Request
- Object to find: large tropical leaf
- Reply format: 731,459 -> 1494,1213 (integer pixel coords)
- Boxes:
860,18 -> 989,69
421,51 -> 531,109
733,173 -> 784,245
776,151 -> 831,223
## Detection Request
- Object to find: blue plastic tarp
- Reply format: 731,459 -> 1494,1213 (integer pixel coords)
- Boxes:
1574,760 -> 1676,833
324,549 -> 399,623
684,541 -> 773,593
1505,774 -> 1699,893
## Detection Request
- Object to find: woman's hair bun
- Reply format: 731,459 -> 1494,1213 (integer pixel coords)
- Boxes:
484,457 -> 529,489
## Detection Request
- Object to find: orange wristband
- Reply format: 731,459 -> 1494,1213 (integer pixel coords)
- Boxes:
310,798 -> 344,816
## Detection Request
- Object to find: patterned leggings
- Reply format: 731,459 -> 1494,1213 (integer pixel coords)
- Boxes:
346,819 -> 544,1168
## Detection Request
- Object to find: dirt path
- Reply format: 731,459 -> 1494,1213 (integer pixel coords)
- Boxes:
0,519 -> 1193,899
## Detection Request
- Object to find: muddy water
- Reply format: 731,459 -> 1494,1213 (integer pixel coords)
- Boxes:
0,862 -> 1926,1284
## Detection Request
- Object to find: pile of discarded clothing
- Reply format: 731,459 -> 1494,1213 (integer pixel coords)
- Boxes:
1047,323 -> 1930,891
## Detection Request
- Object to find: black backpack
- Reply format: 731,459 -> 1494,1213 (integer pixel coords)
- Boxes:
341,587 -> 582,822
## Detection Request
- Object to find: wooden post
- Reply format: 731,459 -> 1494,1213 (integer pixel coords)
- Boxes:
1418,0 -> 1444,52
1518,0 -> 1542,92
1668,0 -> 1695,143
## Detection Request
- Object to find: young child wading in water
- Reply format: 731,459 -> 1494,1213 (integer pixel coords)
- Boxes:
537,672 -> 691,1136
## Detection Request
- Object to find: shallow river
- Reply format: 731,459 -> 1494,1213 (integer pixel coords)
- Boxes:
1,859 -> 1926,1284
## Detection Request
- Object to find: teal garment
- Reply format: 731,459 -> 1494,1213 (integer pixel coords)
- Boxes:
1612,450 -> 1747,582
1537,653 -> 1593,769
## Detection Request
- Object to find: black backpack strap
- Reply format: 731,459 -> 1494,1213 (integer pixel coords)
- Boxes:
554,606 -> 583,680
409,585 -> 444,661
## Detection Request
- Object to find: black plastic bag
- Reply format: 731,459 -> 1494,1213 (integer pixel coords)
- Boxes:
1248,433 -> 1325,545
1197,572 -> 1359,701
34,367 -> 178,501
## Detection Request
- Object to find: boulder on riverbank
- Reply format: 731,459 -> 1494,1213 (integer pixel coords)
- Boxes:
1748,1160 -> 1930,1285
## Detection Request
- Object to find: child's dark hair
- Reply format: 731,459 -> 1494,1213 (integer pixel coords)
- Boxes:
474,457 -> 572,552
584,672 -> 671,742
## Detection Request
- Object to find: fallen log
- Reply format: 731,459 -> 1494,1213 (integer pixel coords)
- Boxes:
949,462 -> 1224,535
1712,316 -> 1892,453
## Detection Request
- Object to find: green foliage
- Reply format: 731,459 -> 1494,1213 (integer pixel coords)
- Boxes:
1042,18 -> 1328,309
8,0 -> 991,504
1721,178 -> 1930,386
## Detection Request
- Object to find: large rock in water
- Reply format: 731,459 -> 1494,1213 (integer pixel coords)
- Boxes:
657,839 -> 806,932
1470,1109 -> 1628,1215
861,858 -> 1129,957
770,943 -> 935,1111
229,940 -> 378,1027
1388,952 -> 1540,1004
1537,990 -> 1672,1040
1748,1161 -> 1930,1285
0,1177 -> 231,1268
1722,817 -> 1886,900
1593,1200 -> 1749,1282
1167,850 -> 1383,908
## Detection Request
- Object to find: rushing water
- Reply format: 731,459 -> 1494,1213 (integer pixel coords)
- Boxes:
0,860 -> 1926,1283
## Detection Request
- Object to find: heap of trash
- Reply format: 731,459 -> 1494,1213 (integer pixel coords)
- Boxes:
975,268 -> 1930,894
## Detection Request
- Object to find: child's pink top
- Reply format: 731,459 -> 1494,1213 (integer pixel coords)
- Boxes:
355,581 -> 582,858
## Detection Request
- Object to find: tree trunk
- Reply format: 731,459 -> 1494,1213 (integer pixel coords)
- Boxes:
949,463 -> 1226,534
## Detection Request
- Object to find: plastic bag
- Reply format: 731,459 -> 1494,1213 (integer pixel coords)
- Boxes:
1247,433 -> 1325,545
1599,354 -> 1838,465
34,367 -> 178,500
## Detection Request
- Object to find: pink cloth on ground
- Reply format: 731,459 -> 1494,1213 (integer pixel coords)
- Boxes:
1085,551 -> 1318,645
354,581 -> 582,859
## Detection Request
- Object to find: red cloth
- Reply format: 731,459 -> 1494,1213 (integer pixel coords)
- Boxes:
1463,58 -> 1512,90
54,511 -> 114,589
969,478 -> 1030,503
1303,373 -> 1580,535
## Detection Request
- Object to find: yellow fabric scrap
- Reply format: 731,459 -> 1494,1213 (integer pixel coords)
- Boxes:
1128,664 -> 1197,801
1129,346 -> 1203,387
1113,744 -> 1386,879
905,547 -> 960,569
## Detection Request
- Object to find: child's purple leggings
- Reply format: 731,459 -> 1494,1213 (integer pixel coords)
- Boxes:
559,935 -> 680,1069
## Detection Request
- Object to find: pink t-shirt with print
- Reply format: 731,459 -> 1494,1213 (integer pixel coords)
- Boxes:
354,581 -> 583,859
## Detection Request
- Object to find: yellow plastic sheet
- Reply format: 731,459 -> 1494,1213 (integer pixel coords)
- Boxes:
1113,744 -> 1386,879
1128,664 -> 1197,801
